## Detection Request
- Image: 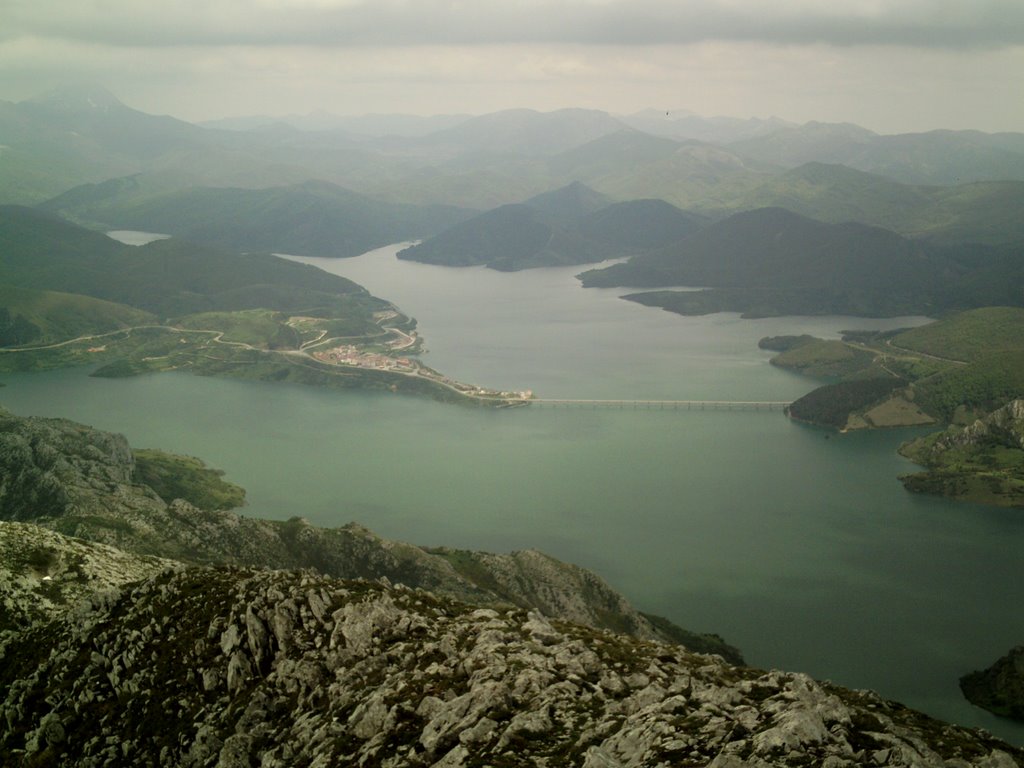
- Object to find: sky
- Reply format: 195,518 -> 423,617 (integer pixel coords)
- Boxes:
2,0 -> 1023,134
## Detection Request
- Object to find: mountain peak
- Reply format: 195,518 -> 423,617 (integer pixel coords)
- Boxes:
523,181 -> 611,219
27,82 -> 126,113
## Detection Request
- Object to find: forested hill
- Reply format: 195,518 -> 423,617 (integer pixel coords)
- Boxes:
39,178 -> 476,259
398,182 -> 706,271
730,162 -> 1024,246
578,206 -> 1023,318
0,205 -> 375,318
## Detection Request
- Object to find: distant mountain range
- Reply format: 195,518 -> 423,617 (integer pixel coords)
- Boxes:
731,162 -> 1024,245
619,109 -> 796,144
5,84 -> 1024,214
199,111 -> 473,136
729,122 -> 1024,185
3,84 -> 1024,322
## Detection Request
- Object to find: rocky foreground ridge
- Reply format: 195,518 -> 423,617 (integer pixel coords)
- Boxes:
1,409 -> 1022,765
2,562 -> 1022,768
0,407 -> 738,660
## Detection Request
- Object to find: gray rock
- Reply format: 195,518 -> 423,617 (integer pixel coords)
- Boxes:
218,734 -> 255,768
1,548 -> 1020,768
226,650 -> 254,694
220,623 -> 243,656
39,712 -> 65,747
245,604 -> 272,670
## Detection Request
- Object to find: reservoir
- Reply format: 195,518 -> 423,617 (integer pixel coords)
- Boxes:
3,243 -> 1023,744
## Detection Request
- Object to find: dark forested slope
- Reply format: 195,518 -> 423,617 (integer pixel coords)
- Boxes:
579,207 -> 1021,317
0,205 -> 376,318
398,182 -> 707,270
40,178 -> 475,258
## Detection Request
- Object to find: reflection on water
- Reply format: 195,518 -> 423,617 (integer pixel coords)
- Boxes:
106,230 -> 171,246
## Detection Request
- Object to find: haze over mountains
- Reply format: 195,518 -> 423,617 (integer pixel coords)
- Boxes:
6,84 -> 1024,211
2,83 -> 1021,321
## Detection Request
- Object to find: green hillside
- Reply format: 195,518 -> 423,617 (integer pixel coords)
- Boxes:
522,180 -> 612,219
579,199 -> 706,251
398,182 -> 613,270
756,310 -> 1024,509
579,207 -> 968,317
727,121 -> 877,169
734,163 -> 931,230
41,178 -> 475,258
913,182 -> 1024,245
912,351 -> 1024,421
0,285 -> 154,345
399,183 -> 707,270
732,163 -> 1024,246
857,130 -> 1024,186
729,124 -> 1024,185
0,86 -> 224,204
0,205 -> 525,406
899,400 -> 1024,509
398,203 -> 603,270
891,308 -> 1024,363
546,131 -> 773,210
0,205 -> 378,319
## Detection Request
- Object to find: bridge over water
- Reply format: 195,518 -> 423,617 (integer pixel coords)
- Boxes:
529,399 -> 791,411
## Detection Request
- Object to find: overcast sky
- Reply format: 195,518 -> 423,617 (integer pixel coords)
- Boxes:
2,0 -> 1023,133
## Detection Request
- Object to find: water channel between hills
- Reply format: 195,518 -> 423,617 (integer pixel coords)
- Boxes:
3,241 -> 1023,744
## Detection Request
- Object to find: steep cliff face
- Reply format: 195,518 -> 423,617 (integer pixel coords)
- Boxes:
2,565 -> 1020,768
0,408 -> 736,656
961,647 -> 1024,721
919,400 -> 1024,457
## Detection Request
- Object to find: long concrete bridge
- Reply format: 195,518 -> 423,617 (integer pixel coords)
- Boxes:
528,399 -> 791,411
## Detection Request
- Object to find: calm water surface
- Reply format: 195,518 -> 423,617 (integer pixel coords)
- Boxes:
3,243 -> 1022,743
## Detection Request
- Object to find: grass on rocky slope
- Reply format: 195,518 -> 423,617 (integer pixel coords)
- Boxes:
133,449 -> 246,511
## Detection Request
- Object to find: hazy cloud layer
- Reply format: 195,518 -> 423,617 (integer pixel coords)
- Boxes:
5,0 -> 1024,49
2,0 -> 1023,132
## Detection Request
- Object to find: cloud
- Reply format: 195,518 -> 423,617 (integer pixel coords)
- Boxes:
2,1 -> 1022,133
4,0 -> 1024,50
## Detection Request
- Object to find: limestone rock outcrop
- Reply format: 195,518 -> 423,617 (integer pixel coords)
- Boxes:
0,520 -> 174,636
918,400 -> 1024,459
2,565 -> 1019,767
